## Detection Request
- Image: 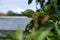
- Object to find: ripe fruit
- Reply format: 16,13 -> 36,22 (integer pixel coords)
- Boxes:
41,15 -> 50,25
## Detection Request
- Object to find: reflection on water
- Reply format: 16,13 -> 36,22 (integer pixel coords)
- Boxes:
0,16 -> 32,30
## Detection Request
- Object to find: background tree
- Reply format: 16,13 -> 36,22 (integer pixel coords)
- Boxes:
7,11 -> 22,16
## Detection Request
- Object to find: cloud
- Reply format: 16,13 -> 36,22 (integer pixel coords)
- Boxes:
12,8 -> 26,13
12,7 -> 36,14
0,0 -> 36,13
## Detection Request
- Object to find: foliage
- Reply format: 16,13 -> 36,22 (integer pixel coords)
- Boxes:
7,11 -> 22,16
21,9 -> 34,18
28,0 -> 33,5
0,29 -> 23,40
0,11 -> 23,16
13,29 -> 23,40
0,0 -> 60,40
24,0 -> 60,40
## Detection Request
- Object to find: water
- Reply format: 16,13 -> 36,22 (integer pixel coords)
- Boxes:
0,16 -> 32,30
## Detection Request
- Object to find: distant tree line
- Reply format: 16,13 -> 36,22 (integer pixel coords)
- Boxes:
0,9 -> 34,16
0,11 -> 23,16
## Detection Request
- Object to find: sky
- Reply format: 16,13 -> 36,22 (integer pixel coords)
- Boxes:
0,0 -> 36,13
0,0 -> 48,13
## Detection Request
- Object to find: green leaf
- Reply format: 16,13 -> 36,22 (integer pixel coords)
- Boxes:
25,20 -> 34,31
25,27 -> 53,40
57,35 -> 60,40
48,31 -> 55,36
13,29 -> 23,40
40,0 -> 45,7
51,0 -> 57,4
55,21 -> 60,35
44,4 -> 52,11
22,9 -> 34,18
47,37 -> 53,40
37,27 -> 53,40
34,19 -> 39,28
25,31 -> 40,40
28,0 -> 33,5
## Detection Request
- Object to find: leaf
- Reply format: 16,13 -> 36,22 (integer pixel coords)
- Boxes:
25,28 -> 53,40
28,0 -> 33,5
44,4 -> 52,11
35,12 -> 45,17
25,31 -> 41,40
55,21 -> 60,35
40,0 -> 45,7
47,37 -> 53,40
22,9 -> 34,18
37,27 -> 53,40
25,26 -> 53,40
34,19 -> 39,28
48,31 -> 55,36
51,0 -> 57,4
25,20 -> 34,31
13,29 -> 23,40
57,35 -> 60,40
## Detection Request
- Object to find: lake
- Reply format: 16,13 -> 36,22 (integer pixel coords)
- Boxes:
0,16 -> 32,30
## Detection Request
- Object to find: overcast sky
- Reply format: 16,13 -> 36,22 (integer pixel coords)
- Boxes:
0,0 -> 36,13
